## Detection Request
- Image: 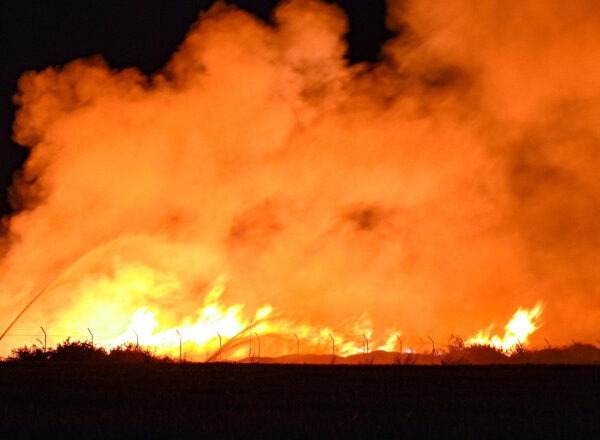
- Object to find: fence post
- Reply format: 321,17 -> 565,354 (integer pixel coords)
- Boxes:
329,333 -> 335,356
40,327 -> 47,352
255,332 -> 260,360
428,336 -> 435,355
176,329 -> 182,362
248,325 -> 252,360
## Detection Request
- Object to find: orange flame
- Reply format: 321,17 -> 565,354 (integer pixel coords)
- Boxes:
92,272 -> 398,361
466,303 -> 543,354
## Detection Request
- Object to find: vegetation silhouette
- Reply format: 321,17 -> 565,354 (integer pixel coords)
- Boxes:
8,339 -> 170,363
5,335 -> 600,364
440,335 -> 600,365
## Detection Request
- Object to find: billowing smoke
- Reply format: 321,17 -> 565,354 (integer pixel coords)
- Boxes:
1,0 -> 599,353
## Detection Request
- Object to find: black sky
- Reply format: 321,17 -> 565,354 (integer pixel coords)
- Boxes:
0,0 -> 393,218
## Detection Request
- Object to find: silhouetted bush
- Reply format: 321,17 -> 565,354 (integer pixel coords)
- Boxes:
518,343 -> 600,364
6,337 -> 600,364
10,345 -> 49,362
7,338 -> 168,363
463,344 -> 510,364
49,338 -> 107,362
441,335 -> 509,364
107,343 -> 161,363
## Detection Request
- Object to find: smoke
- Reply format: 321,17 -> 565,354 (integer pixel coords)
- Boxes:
2,0 -> 599,349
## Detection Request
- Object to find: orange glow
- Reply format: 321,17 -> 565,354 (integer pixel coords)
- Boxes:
81,270 -> 398,360
2,0 -> 600,359
466,303 -> 543,354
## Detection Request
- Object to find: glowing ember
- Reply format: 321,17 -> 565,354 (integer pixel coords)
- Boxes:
466,303 -> 544,354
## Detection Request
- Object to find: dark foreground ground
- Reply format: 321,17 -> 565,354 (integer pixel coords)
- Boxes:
0,363 -> 598,439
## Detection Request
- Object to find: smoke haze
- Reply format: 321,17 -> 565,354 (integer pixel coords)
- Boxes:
1,0 -> 599,353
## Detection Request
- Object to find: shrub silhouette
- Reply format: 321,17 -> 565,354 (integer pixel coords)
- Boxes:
7,339 -> 168,363
50,338 -> 107,362
10,345 -> 49,362
441,335 -> 509,364
107,343 -> 163,363
6,337 -> 600,364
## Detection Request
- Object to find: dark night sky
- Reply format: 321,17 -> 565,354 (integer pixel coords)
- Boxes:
0,0 -> 392,218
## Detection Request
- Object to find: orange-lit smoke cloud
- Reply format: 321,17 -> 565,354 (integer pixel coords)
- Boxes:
1,0 -> 599,351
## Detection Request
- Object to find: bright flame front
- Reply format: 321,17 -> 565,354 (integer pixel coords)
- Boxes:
466,303 -> 544,354
85,269 -> 391,361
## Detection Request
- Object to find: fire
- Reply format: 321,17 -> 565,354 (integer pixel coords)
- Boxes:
103,276 -> 253,359
2,0 -> 600,357
95,271 -> 394,361
466,303 -> 544,354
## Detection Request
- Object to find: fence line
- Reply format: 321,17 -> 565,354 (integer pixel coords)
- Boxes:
0,325 -> 416,360
0,327 -> 135,358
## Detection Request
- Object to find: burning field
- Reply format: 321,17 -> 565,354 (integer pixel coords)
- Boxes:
1,0 -> 600,361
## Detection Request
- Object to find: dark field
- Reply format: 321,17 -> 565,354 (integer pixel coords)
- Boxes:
1,363 -> 598,439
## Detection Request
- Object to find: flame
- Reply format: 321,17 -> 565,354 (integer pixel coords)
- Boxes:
466,303 -> 544,354
2,0 -> 600,357
84,269 -> 398,361
102,275 -> 254,359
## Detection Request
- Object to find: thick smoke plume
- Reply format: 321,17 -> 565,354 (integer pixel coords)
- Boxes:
2,0 -> 599,352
